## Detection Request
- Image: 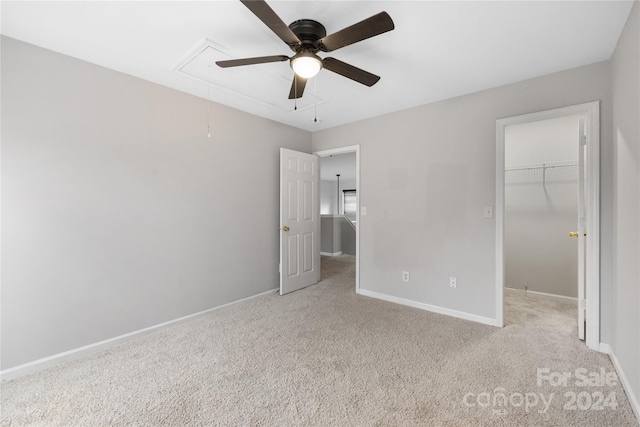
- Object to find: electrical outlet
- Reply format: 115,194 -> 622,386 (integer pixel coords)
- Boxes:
402,271 -> 410,282
449,277 -> 457,288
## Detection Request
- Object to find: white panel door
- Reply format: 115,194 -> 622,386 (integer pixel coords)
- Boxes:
280,148 -> 319,295
577,115 -> 587,340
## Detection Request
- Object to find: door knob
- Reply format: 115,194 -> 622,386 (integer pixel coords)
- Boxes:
569,231 -> 586,237
281,226 -> 290,232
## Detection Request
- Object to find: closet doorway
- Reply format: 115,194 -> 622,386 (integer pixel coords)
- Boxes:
314,145 -> 360,291
496,102 -> 600,350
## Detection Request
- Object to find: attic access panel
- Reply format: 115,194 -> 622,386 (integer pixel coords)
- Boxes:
177,41 -> 329,113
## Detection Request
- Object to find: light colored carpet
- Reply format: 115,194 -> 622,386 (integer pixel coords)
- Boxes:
1,255 -> 637,426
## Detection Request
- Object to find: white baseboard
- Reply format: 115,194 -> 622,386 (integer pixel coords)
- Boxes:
321,251 -> 343,257
356,288 -> 499,327
599,343 -> 613,355
0,288 -> 279,382
505,287 -> 578,305
598,343 -> 640,423
505,287 -> 527,297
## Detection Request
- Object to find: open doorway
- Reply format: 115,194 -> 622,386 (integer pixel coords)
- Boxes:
314,145 -> 360,291
503,115 -> 581,333
496,102 -> 601,350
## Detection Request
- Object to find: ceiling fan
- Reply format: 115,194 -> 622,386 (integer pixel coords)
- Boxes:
216,0 -> 395,99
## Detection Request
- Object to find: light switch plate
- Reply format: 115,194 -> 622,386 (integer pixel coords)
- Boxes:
484,206 -> 493,218
361,207 -> 367,216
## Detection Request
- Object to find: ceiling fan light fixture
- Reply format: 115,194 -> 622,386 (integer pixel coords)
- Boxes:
290,52 -> 323,78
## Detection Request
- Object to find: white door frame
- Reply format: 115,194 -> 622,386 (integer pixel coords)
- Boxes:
313,145 -> 360,292
495,101 -> 600,350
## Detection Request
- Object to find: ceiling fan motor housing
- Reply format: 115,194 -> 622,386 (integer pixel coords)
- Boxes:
288,19 -> 326,52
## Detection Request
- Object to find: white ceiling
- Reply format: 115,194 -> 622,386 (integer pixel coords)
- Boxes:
1,1 -> 634,132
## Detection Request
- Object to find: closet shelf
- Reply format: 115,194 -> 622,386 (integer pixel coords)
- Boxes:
505,161 -> 578,187
505,160 -> 578,172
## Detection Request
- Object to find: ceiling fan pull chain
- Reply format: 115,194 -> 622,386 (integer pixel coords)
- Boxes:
313,75 -> 318,123
294,73 -> 298,110
207,99 -> 211,138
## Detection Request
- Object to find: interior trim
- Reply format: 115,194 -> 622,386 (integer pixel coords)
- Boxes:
599,343 -> 640,422
357,288 -> 499,327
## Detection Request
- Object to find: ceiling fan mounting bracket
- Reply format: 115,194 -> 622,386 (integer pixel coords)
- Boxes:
288,19 -> 326,52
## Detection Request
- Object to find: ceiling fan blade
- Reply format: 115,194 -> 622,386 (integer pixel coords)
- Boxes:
322,58 -> 380,87
318,12 -> 394,52
288,75 -> 307,99
240,0 -> 301,48
216,55 -> 289,68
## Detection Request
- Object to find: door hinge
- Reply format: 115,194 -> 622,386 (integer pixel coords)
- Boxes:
579,299 -> 587,310
279,263 -> 281,273
580,135 -> 587,146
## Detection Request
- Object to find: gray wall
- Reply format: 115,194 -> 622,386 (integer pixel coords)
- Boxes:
312,61 -> 613,322
505,116 -> 579,298
339,218 -> 356,256
611,2 -> 640,409
320,180 -> 337,215
320,216 -> 355,256
320,216 -> 339,254
1,37 -> 311,370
